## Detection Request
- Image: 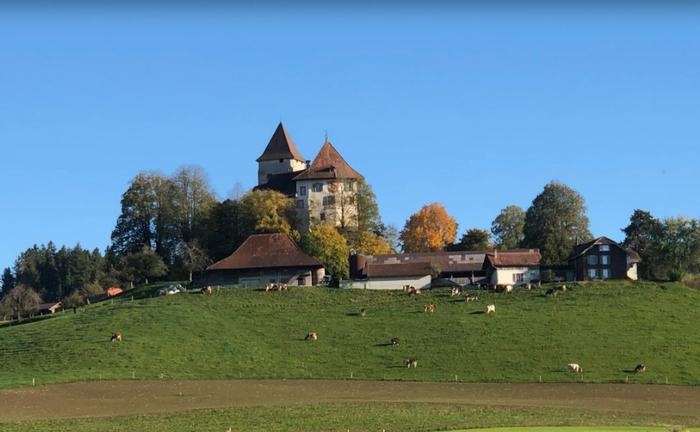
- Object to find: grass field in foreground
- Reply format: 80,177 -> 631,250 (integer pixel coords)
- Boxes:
1,280 -> 699,388
1,403 -> 699,432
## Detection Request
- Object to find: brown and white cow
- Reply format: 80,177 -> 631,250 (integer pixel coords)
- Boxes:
110,332 -> 122,342
404,358 -> 418,368
305,332 -> 318,341
423,304 -> 435,313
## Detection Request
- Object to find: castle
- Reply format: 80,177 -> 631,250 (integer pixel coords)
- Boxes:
255,123 -> 364,231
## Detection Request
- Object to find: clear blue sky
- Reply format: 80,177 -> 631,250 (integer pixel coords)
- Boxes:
1,4 -> 699,270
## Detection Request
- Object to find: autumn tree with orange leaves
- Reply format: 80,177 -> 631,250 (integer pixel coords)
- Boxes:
399,203 -> 458,252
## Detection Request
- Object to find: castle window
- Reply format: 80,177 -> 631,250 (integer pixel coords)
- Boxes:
322,196 -> 336,206
312,183 -> 323,192
299,186 -> 307,196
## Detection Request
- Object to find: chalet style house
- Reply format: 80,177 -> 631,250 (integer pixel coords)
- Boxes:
568,236 -> 640,281
255,123 -> 363,231
205,233 -> 325,287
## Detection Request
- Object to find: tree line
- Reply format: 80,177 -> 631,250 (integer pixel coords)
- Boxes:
2,171 -> 698,317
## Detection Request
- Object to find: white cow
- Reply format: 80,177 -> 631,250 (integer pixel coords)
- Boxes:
568,363 -> 582,373
486,304 -> 496,314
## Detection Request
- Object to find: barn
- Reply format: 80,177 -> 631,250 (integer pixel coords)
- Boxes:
204,233 -> 325,287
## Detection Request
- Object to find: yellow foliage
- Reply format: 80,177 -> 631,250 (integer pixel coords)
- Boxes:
400,203 -> 457,252
357,231 -> 393,255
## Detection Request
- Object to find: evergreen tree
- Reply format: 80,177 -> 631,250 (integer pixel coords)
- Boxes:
1,267 -> 15,295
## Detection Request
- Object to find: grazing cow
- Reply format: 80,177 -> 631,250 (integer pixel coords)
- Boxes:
265,283 -> 273,292
110,332 -> 122,342
451,287 -> 461,297
568,363 -> 582,373
558,285 -> 567,292
423,304 -> 435,313
390,337 -> 400,346
486,304 -> 496,314
203,286 -> 213,295
279,283 -> 288,291
545,288 -> 558,297
407,286 -> 421,296
504,285 -> 514,293
635,364 -> 646,373
404,358 -> 418,368
526,283 -> 532,290
305,332 -> 318,341
465,296 -> 479,302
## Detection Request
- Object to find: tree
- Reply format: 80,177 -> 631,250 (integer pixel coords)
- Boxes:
172,166 -> 216,244
522,182 -> 592,264
239,189 -> 298,238
491,205 -> 525,249
118,247 -> 168,287
1,267 -> 15,295
203,199 -> 252,262
399,203 -> 457,253
621,209 -> 664,279
376,223 -> 400,253
450,228 -> 492,251
355,231 -> 393,255
354,180 -> 381,234
657,217 -> 700,281
175,241 -> 212,282
0,284 -> 41,320
300,225 -> 350,283
111,172 -> 178,261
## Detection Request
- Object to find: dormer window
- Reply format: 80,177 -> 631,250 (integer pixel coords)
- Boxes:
599,244 -> 610,252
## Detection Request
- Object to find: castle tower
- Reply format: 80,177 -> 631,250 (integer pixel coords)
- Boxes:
293,139 -> 364,231
256,123 -> 307,187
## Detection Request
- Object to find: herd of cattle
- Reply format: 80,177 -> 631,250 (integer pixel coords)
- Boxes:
111,283 -> 648,376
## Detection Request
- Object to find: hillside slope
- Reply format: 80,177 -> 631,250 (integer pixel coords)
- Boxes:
1,281 -> 699,388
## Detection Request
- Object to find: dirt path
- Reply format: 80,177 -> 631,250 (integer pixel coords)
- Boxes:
1,380 -> 699,421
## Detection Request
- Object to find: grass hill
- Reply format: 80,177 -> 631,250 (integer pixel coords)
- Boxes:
1,280 -> 699,389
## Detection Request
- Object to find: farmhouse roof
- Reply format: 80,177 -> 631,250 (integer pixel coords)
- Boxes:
207,233 -> 322,271
568,236 -> 640,262
365,263 -> 432,278
485,249 -> 541,267
364,251 -> 486,274
256,123 -> 306,162
293,140 -> 363,181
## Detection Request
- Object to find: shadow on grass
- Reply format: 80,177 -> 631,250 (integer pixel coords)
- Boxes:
469,310 -> 486,315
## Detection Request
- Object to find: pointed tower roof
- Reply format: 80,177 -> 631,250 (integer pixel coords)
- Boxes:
256,123 -> 306,162
293,140 -> 363,181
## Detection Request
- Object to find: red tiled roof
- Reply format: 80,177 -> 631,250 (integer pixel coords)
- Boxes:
256,123 -> 306,162
485,249 -> 541,267
293,140 -> 363,181
207,233 -> 322,270
365,251 -> 486,273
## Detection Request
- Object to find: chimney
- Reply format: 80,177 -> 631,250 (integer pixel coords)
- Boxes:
306,160 -> 311,169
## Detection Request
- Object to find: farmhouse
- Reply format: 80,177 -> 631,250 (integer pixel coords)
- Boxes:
255,123 -> 363,231
348,251 -> 487,290
568,236 -> 640,281
204,233 -> 325,287
37,302 -> 62,315
483,249 -> 542,288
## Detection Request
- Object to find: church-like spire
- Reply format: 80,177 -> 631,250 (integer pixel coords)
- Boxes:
256,122 -> 305,162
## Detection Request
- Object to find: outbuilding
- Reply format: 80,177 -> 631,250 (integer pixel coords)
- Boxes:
204,233 -> 325,287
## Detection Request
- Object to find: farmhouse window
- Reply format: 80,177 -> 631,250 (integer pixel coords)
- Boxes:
299,186 -> 307,196
588,269 -> 598,279
599,244 -> 610,252
513,273 -> 524,283
587,255 -> 598,265
600,255 -> 610,265
601,268 -> 610,279
313,183 -> 323,192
